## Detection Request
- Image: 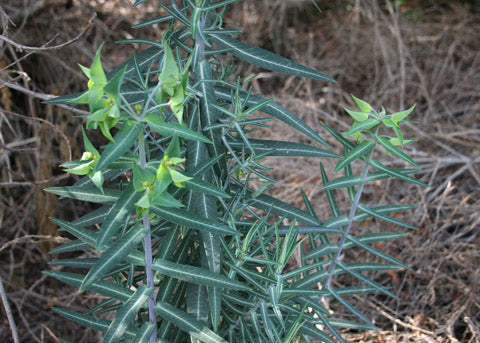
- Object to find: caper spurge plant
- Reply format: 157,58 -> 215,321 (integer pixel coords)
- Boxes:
44,1 -> 426,342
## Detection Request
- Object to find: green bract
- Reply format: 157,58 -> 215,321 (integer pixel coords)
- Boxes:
44,1 -> 426,343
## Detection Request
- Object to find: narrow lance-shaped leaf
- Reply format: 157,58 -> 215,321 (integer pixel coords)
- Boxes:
377,136 -> 419,167
45,186 -> 121,204
186,283 -> 209,324
43,271 -> 132,301
215,86 -> 328,146
154,301 -> 228,343
104,285 -> 153,343
145,113 -> 211,143
336,260 -> 397,299
96,183 -> 142,249
334,140 -> 375,173
196,60 -> 227,175
183,177 -> 230,198
133,322 -> 155,343
326,287 -> 377,329
50,217 -> 144,266
351,95 -> 371,113
152,259 -> 250,291
95,120 -> 142,171
150,205 -> 238,236
185,120 -> 223,329
391,104 -> 416,126
230,184 -> 321,226
323,169 -> 419,190
81,224 -> 149,290
48,239 -> 91,254
369,159 -> 428,187
357,203 -> 417,230
209,34 -> 334,81
345,118 -> 381,137
227,138 -> 339,158
51,308 -> 138,339
303,243 -> 340,260
72,206 -> 111,226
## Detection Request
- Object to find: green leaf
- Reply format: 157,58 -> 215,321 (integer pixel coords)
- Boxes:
322,169 -> 419,190
169,169 -> 192,187
111,46 -> 163,79
344,108 -> 369,122
150,205 -> 238,235
377,136 -> 419,167
51,308 -> 137,339
343,231 -> 409,249
390,137 -> 415,146
336,261 -> 397,299
82,127 -> 99,156
81,224 -> 148,290
45,186 -> 121,204
49,257 -> 100,269
145,113 -> 211,143
89,43 -> 107,86
326,287 -> 377,328
96,183 -> 142,249
303,243 -> 340,260
351,95 -> 372,113
104,66 -> 127,102
72,206 -> 110,226
357,203 -> 417,230
159,42 -> 180,88
186,283 -> 209,324
391,104 -> 415,126
345,118 -> 381,137
48,240 -> 91,254
196,60 -> 227,175
260,300 -> 277,342
151,191 -> 184,208
294,320 -> 337,343
43,271 -> 132,301
334,140 -> 375,173
104,285 -> 153,343
154,301 -> 228,343
50,217 -> 97,247
133,322 -> 155,343
227,138 -> 339,158
231,184 -> 321,226
293,262 -> 399,289
210,34 -> 334,81
133,163 -> 155,191
369,159 -> 428,187
215,87 -> 328,146
95,120 -> 142,171
133,16 -> 173,28
152,259 -> 249,291
184,178 -> 230,198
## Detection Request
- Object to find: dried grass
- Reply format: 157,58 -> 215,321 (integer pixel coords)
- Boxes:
0,0 -> 479,342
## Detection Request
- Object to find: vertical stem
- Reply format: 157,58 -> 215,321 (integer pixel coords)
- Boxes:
139,130 -> 157,343
320,129 -> 379,303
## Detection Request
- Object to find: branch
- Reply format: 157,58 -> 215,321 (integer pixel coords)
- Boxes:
0,108 -> 72,161
0,13 -> 95,52
0,276 -> 20,343
0,76 -> 89,117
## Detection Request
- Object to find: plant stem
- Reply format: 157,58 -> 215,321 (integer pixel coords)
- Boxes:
139,130 -> 157,343
320,130 -> 379,302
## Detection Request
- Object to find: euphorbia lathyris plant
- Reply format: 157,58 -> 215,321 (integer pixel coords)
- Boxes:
44,1 -> 426,342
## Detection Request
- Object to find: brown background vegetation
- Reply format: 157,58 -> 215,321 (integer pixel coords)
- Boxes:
0,1 -> 479,342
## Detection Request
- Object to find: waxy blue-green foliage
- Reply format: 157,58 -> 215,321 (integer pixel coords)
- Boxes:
44,1 -> 425,342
